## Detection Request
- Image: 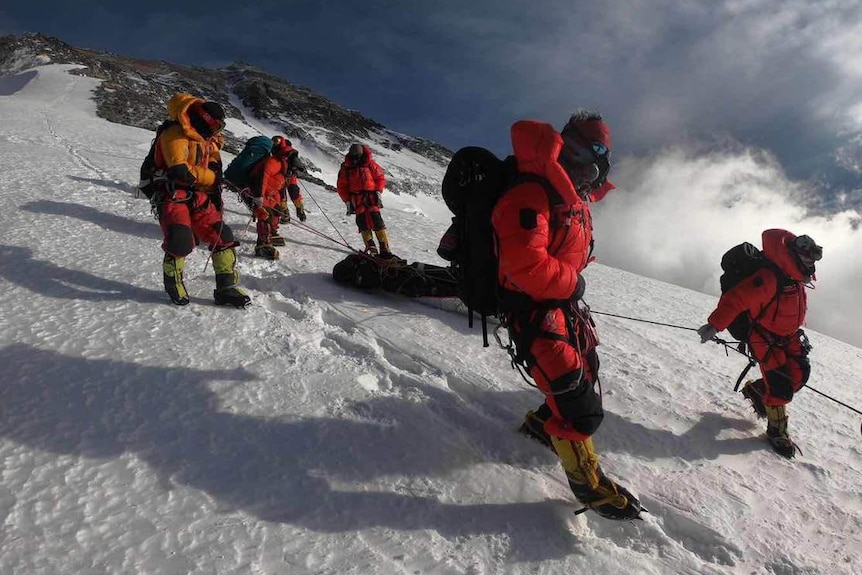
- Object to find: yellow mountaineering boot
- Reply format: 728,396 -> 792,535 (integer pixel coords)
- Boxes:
375,228 -> 394,258
765,404 -> 799,459
278,200 -> 291,224
552,436 -> 643,520
293,198 -> 307,222
163,254 -> 189,306
361,230 -> 377,255
212,248 -> 251,308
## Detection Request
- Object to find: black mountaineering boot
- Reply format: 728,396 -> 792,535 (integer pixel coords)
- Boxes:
212,248 -> 251,308
254,242 -> 280,260
163,254 -> 189,306
518,406 -> 555,452
741,379 -> 767,418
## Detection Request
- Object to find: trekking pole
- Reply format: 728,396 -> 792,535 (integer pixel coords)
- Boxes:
590,310 -> 699,331
711,337 -> 862,437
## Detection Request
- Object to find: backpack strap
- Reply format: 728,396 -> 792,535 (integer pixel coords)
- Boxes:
509,172 -> 565,208
496,171 -> 589,375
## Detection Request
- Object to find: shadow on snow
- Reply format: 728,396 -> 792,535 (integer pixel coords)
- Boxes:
0,244 -> 164,303
0,344 -> 582,562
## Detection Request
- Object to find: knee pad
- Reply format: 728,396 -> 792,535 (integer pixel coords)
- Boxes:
287,184 -> 300,201
765,368 -> 795,402
550,378 -> 604,437
215,222 -> 236,247
164,224 -> 195,257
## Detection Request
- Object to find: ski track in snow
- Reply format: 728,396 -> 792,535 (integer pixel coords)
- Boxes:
0,65 -> 860,574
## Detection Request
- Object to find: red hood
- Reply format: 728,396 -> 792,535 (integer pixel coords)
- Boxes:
588,180 -> 615,202
762,228 -> 805,281
510,120 -> 579,205
344,144 -> 374,167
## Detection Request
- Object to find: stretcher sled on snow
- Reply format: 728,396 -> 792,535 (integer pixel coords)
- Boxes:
332,253 -> 460,299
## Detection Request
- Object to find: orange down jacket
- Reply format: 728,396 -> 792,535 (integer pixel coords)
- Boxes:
336,146 -> 386,214
493,120 -> 592,301
492,121 -> 599,440
708,228 -> 808,338
250,156 -> 288,208
155,93 -> 220,190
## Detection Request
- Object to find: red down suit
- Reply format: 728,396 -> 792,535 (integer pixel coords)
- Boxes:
708,228 -> 810,406
492,120 -> 602,441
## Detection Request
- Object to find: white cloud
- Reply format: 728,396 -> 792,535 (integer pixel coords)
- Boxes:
594,145 -> 862,346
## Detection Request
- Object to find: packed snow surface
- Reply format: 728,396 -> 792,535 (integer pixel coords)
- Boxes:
0,65 -> 860,575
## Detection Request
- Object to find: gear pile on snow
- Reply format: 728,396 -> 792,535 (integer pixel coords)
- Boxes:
332,253 -> 459,299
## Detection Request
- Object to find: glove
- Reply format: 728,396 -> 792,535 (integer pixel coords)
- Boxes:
296,206 -> 307,222
208,161 -> 223,186
572,273 -> 586,301
375,190 -> 383,208
697,324 -> 718,344
346,201 -> 356,215
252,196 -> 265,209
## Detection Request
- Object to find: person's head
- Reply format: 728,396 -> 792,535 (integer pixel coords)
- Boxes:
348,143 -> 364,162
558,110 -> 612,199
788,234 -> 823,278
271,135 -> 292,157
188,101 -> 225,139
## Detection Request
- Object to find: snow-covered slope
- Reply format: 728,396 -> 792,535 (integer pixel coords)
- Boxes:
1,65 -> 860,575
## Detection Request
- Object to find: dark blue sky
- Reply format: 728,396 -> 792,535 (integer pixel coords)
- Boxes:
4,1 -> 862,200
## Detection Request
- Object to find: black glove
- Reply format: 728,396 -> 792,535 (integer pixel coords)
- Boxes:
296,206 -> 307,222
697,324 -> 718,344
208,161 -> 223,186
346,201 -> 356,215
572,273 -> 586,301
375,191 -> 383,208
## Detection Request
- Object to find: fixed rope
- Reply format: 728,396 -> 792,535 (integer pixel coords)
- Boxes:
589,308 -> 862,433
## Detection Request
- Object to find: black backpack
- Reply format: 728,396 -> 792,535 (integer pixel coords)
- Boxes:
719,242 -> 785,341
438,147 -> 560,346
137,120 -> 178,200
138,120 -> 179,200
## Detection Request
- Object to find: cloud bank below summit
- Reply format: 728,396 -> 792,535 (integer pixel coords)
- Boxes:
594,145 -> 862,348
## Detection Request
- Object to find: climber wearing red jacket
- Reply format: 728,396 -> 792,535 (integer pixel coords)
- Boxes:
495,111 -> 640,520
698,229 -> 823,458
336,144 -> 392,256
248,136 -> 296,260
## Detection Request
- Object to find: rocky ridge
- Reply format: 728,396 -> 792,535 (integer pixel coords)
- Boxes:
0,33 -> 452,196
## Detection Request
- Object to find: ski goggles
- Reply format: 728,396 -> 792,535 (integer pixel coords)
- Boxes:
792,235 -> 823,266
591,141 -> 609,158
560,142 -> 611,191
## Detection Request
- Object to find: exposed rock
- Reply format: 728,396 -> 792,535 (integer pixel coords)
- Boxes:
0,33 -> 452,197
